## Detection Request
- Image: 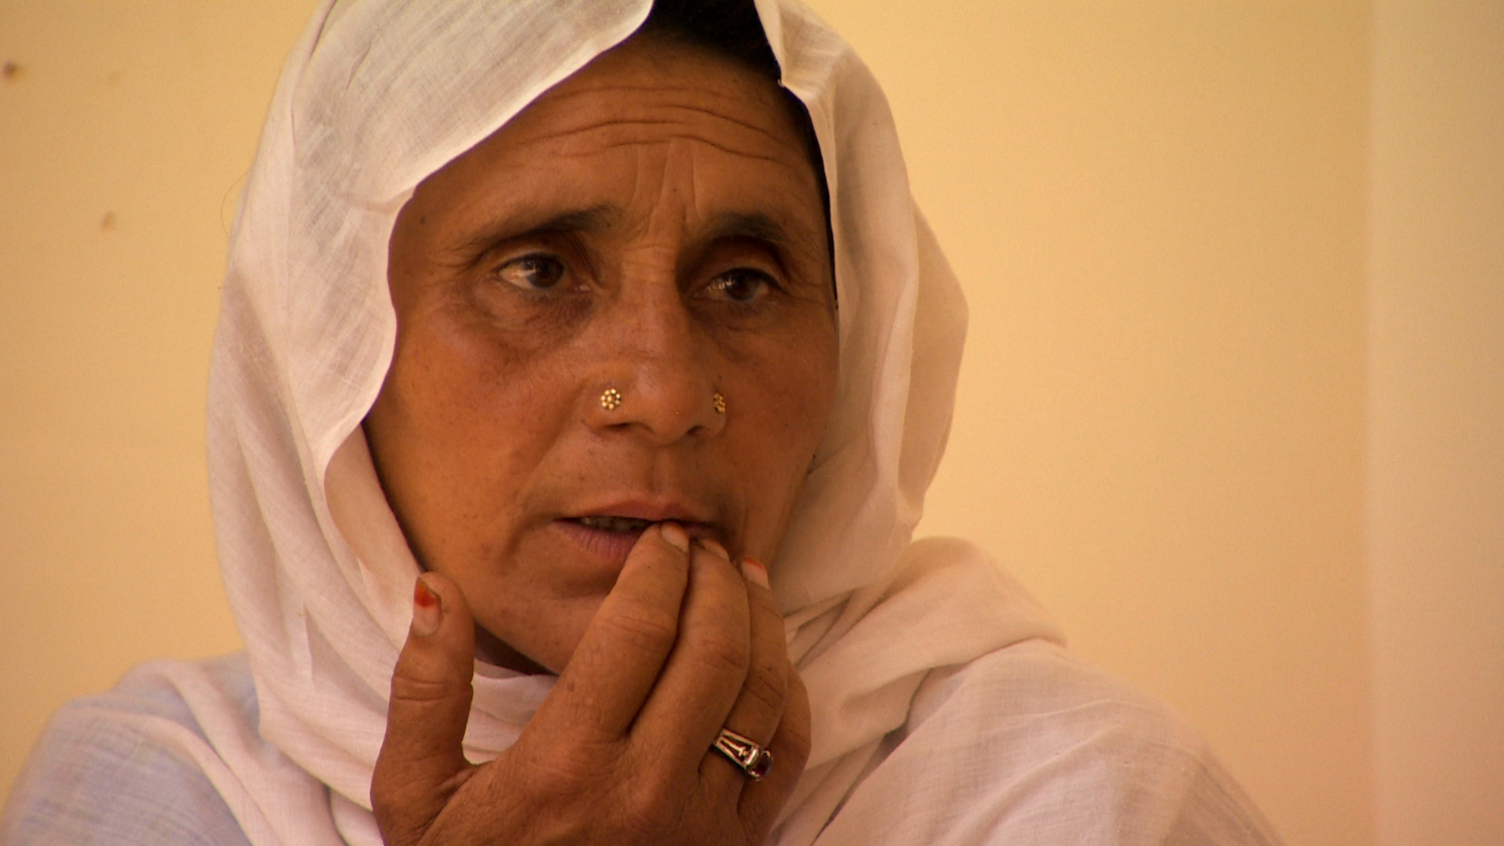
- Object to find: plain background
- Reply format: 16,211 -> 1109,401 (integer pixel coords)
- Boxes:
1,2 -> 1500,844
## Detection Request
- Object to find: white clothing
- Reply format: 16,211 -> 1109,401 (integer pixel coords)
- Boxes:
2,0 -> 1283,843
3,645 -> 1278,844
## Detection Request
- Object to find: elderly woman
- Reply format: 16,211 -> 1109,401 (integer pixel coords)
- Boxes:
3,0 -> 1282,844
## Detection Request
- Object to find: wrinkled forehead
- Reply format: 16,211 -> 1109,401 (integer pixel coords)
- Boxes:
411,34 -> 819,209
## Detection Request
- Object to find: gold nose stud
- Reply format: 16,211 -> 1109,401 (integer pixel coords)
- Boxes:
713,392 -> 726,415
600,388 -> 623,411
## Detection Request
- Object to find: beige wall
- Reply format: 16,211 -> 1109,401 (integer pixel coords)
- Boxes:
0,0 -> 311,795
1,2 -> 1498,844
1367,1 -> 1504,844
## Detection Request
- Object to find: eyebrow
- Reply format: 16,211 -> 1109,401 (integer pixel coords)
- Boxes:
703,211 -> 823,259
456,204 -> 619,256
451,205 -> 824,270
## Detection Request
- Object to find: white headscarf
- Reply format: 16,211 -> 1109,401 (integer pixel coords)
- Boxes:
205,0 -> 1062,842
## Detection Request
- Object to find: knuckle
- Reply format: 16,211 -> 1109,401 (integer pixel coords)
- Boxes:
531,739 -> 607,791
601,597 -> 679,653
513,735 -> 627,804
369,781 -> 400,823
388,671 -> 461,706
741,654 -> 788,715
369,775 -> 393,815
695,628 -> 750,679
618,780 -> 677,839
368,772 -> 414,840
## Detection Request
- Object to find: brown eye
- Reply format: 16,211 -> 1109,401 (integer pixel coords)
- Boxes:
495,254 -> 565,291
707,269 -> 773,303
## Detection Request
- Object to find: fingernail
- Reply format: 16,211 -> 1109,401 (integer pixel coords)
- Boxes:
700,538 -> 730,561
412,576 -> 441,637
660,522 -> 690,553
740,557 -> 770,589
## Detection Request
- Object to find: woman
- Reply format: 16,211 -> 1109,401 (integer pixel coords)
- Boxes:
3,0 -> 1282,843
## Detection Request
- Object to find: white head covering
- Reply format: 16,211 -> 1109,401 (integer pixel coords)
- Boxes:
206,0 -> 1062,843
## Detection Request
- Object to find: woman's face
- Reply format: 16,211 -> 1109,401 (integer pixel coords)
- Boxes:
364,34 -> 838,674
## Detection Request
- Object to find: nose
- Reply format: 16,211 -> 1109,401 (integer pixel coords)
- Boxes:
586,284 -> 725,444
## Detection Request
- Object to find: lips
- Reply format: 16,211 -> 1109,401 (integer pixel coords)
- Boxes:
555,501 -> 722,565
567,498 -> 716,532
574,515 -> 654,533
561,514 -> 719,539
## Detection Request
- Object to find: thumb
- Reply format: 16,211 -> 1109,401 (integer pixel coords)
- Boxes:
371,572 -> 477,845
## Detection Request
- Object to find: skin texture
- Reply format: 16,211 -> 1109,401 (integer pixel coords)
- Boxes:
364,31 -> 837,676
366,33 -> 831,845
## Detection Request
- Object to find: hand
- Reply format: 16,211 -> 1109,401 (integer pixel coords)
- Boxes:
371,523 -> 812,845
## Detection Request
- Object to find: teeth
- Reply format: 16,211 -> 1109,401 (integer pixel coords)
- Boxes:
578,516 -> 653,533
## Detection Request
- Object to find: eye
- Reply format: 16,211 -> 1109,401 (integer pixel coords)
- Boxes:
493,253 -> 565,291
705,269 -> 775,304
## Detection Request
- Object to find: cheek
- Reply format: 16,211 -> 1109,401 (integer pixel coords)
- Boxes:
765,363 -> 835,453
401,304 -> 582,437
728,325 -> 838,538
368,308 -> 580,557
770,323 -> 839,445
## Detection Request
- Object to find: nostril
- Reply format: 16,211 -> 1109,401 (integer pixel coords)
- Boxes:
585,373 -> 725,443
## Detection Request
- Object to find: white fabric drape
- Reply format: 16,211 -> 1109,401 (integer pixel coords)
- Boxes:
2,1 -> 1283,844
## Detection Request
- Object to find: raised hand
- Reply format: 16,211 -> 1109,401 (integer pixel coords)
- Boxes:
371,523 -> 811,845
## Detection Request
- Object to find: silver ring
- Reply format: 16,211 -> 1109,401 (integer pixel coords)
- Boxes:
712,728 -> 772,780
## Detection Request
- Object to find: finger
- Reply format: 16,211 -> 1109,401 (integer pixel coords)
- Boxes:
700,557 -> 789,793
632,539 -> 752,773
532,522 -> 691,741
737,661 -> 812,838
371,572 -> 477,846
